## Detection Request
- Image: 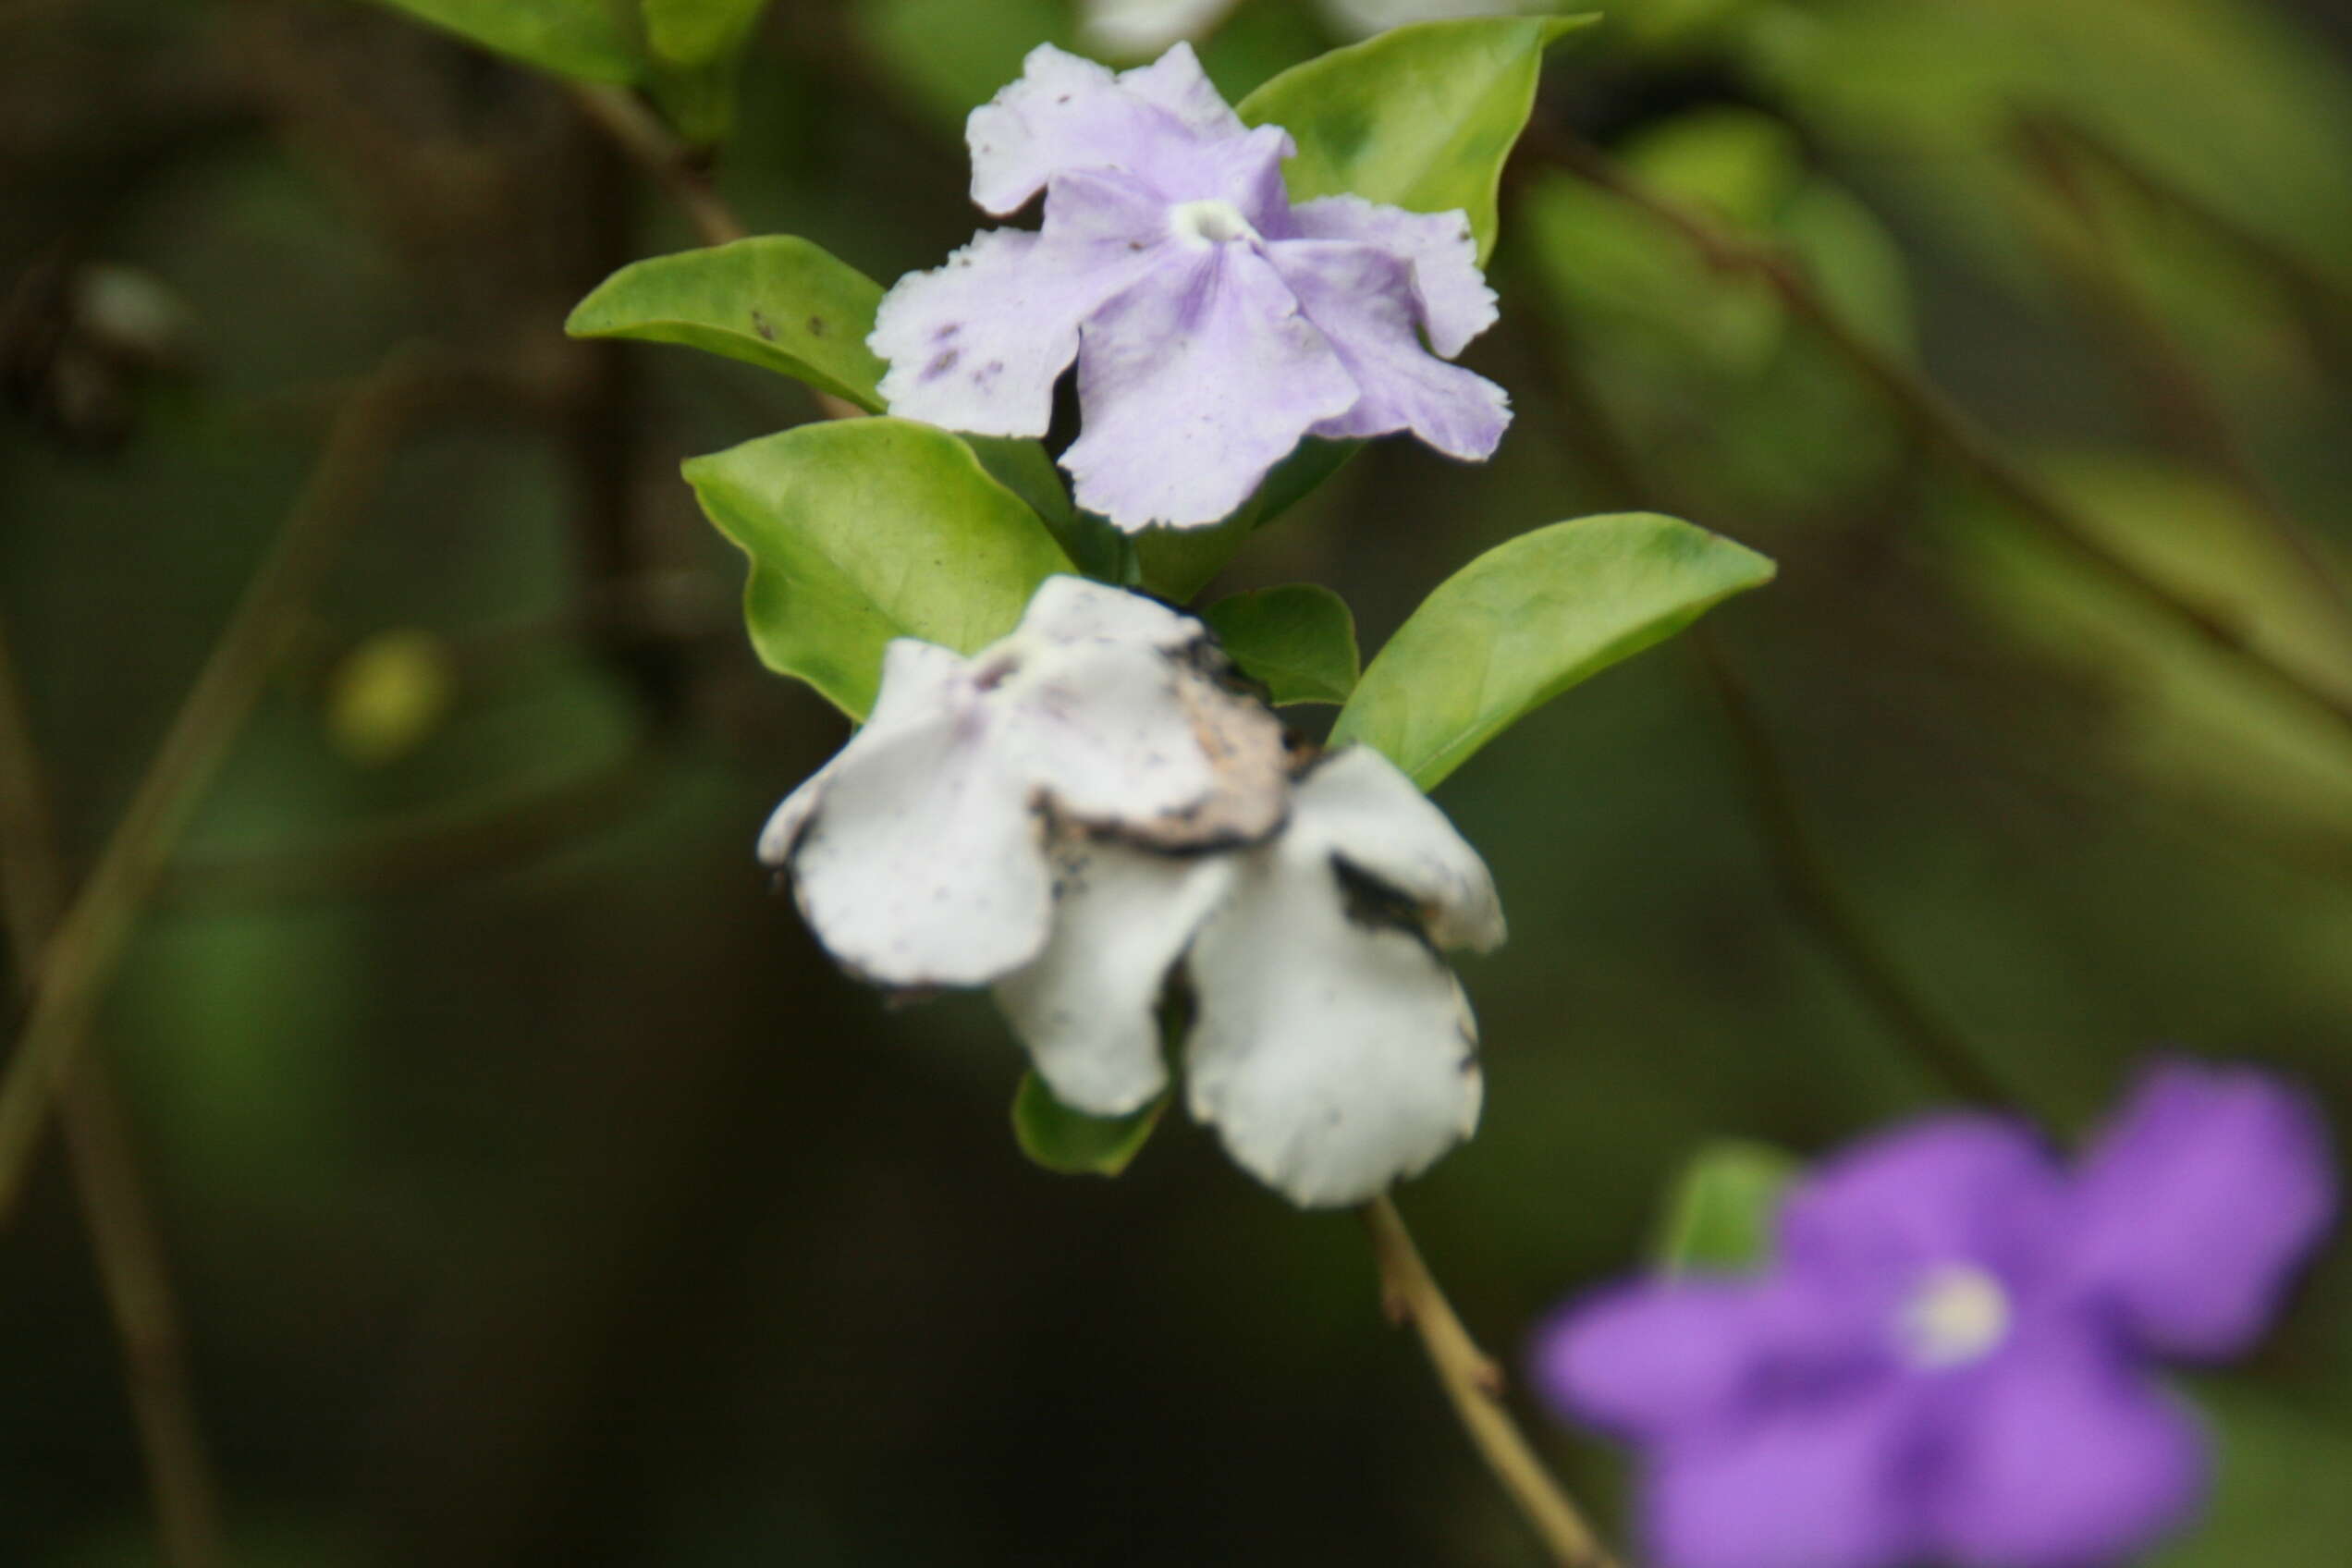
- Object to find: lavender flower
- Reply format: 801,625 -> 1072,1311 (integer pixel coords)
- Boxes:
1533,1060 -> 2337,1568
760,576 -> 1503,1206
868,43 -> 1509,531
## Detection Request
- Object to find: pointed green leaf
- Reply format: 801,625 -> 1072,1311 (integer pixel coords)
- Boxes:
567,237 -> 890,410
1332,514 -> 1776,789
683,419 -> 1072,718
642,0 -> 766,65
372,0 -> 641,83
1236,14 -> 1599,262
641,0 -> 770,143
1652,1141 -> 1800,1275
1011,1072 -> 1166,1177
1203,584 -> 1360,705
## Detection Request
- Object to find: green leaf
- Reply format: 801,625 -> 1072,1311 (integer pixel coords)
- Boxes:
1011,1072 -> 1166,1177
371,0 -> 640,83
1203,585 -> 1360,705
566,237 -> 890,410
1236,14 -> 1599,263
1651,1141 -> 1800,1274
2149,1380 -> 2352,1568
641,0 -> 769,143
683,419 -> 1072,718
642,0 -> 765,65
1331,514 -> 1777,790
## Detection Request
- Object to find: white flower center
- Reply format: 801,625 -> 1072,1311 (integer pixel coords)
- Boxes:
1898,1265 -> 2012,1368
1169,199 -> 1260,248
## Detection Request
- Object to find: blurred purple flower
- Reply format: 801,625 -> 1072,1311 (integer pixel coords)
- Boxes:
868,43 -> 1508,532
1532,1060 -> 2336,1568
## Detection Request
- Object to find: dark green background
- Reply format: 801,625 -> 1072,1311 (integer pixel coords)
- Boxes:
5,1 -> 2350,1562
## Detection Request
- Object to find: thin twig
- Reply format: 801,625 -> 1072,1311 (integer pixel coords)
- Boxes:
2011,116 -> 2352,644
0,349 -> 435,1222
1360,1196 -> 1621,1568
2014,109 -> 2352,373
565,84 -> 745,248
1527,129 -> 2352,744
0,624 -> 225,1568
1691,635 -> 2020,1109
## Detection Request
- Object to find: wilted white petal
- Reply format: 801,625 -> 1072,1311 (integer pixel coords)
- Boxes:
756,639 -> 968,866
788,718 -> 1051,989
1287,195 -> 1495,357
1015,574 -> 1199,653
996,839 -> 1239,1115
1291,746 -> 1505,951
1083,0 -> 1240,58
1318,0 -> 1541,38
1184,866 -> 1484,1207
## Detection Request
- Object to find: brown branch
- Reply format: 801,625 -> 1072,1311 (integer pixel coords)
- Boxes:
1527,129 -> 2352,745
1361,1196 -> 1621,1568
2011,116 -> 2352,645
0,623 -> 225,1568
1691,635 -> 2021,1108
564,84 -> 745,249
0,349 -> 437,1222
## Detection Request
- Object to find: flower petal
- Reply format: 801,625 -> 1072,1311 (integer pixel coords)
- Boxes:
756,639 -> 967,866
1181,755 -> 1489,1207
1064,245 -> 1358,529
1294,747 -> 1504,950
1267,239 -> 1510,459
1778,1117 -> 2066,1286
1927,1329 -> 2205,1568
1532,1277 -> 1863,1440
787,714 -> 1052,989
872,227 -> 1156,438
1288,194 -> 1497,356
1081,0 -> 1240,59
1643,1383 -> 1926,1568
995,839 -> 1239,1116
2064,1058 -> 2336,1359
1014,573 -> 1200,652
982,581 -> 1292,848
967,43 -> 1246,216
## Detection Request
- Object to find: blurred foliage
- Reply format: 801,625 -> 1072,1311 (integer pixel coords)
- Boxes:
3,0 -> 2351,1564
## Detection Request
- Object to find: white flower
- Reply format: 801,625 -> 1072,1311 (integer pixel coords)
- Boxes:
1080,0 -> 1556,55
762,576 -> 1506,1207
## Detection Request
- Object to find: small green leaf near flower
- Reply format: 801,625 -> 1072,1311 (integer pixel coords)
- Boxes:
1237,13 -> 1600,263
567,237 -> 891,410
1331,513 -> 1776,790
1652,1140 -> 1801,1275
684,419 -> 1072,718
1011,1071 -> 1167,1178
1204,584 -> 1361,705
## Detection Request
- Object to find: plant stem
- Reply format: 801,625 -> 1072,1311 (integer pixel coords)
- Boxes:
566,84 -> 746,248
1691,635 -> 2021,1109
1528,129 -> 2352,744
1360,1196 -> 1621,1568
0,625 -> 225,1568
0,350 -> 433,1222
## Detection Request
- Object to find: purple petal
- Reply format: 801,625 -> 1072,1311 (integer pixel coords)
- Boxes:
871,227 -> 1158,438
1927,1328 -> 2205,1567
1288,194 -> 1497,356
1114,40 -> 1244,140
1779,1117 -> 2066,1285
2064,1058 -> 2337,1360
965,43 -> 1251,216
1063,246 -> 1357,529
1534,1279 -> 1810,1439
1644,1383 -> 1926,1568
1266,240 -> 1509,459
